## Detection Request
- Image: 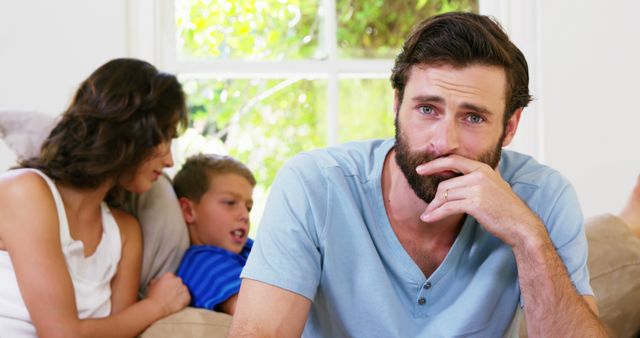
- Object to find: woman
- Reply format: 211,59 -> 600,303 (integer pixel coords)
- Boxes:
0,58 -> 190,337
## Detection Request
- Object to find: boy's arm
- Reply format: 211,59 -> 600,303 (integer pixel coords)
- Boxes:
217,294 -> 237,315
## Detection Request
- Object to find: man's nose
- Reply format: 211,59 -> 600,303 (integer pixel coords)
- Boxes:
430,117 -> 460,155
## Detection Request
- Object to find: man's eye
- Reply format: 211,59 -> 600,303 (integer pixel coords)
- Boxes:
467,114 -> 484,124
419,106 -> 434,115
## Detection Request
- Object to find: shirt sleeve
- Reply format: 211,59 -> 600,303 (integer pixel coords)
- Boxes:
177,247 -> 245,310
515,170 -> 594,303
542,182 -> 594,297
241,154 -> 326,301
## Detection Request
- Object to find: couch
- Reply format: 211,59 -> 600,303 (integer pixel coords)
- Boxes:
2,110 -> 640,337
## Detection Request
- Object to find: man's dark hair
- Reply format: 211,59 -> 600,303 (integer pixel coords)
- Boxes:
173,154 -> 256,203
390,12 -> 532,123
21,58 -> 188,205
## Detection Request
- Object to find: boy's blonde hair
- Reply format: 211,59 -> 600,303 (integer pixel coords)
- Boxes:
173,154 -> 256,202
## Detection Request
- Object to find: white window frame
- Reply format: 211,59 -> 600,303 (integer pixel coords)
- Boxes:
127,0 -> 542,159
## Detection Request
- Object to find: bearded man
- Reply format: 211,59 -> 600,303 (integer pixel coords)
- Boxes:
229,12 -> 607,337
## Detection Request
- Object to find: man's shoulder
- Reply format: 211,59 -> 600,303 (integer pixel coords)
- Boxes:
499,150 -> 580,225
499,150 -> 569,189
286,138 -> 392,180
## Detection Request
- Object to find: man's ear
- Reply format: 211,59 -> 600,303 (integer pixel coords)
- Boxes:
501,107 -> 523,147
393,90 -> 400,116
178,197 -> 197,224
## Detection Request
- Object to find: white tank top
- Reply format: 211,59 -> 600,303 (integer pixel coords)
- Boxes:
0,169 -> 122,337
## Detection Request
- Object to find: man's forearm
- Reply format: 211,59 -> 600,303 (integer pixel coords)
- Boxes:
514,228 -> 608,337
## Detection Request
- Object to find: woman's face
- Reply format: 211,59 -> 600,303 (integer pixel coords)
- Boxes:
121,140 -> 174,194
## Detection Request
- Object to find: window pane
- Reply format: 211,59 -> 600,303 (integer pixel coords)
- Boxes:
338,78 -> 395,142
175,77 -> 327,187
337,0 -> 479,58
176,0 -> 324,61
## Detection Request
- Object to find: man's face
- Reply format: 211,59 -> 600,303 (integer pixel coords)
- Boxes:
394,63 -> 514,203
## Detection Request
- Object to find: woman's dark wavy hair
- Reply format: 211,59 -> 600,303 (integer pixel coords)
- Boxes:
391,12 -> 532,126
21,58 -> 188,206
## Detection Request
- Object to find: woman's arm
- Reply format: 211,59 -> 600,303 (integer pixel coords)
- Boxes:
0,172 -> 189,338
109,210 -> 143,314
0,171 -> 86,337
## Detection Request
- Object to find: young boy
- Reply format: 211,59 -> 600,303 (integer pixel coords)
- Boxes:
173,154 -> 255,315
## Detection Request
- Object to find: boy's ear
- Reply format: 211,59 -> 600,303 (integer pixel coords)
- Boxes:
178,197 -> 197,224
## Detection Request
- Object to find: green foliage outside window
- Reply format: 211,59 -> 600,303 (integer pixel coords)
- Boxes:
176,0 -> 322,60
337,0 -> 478,58
176,78 -> 327,187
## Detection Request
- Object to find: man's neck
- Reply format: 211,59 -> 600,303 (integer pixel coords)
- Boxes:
382,148 -> 466,277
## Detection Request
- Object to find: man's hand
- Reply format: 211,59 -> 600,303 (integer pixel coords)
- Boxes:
417,154 -> 545,248
418,154 -> 608,337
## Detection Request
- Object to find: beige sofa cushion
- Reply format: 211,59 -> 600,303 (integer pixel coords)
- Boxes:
126,174 -> 190,297
140,307 -> 231,338
586,214 -> 640,337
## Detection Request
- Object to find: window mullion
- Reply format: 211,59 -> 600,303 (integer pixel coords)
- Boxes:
157,0 -> 177,72
324,0 -> 339,146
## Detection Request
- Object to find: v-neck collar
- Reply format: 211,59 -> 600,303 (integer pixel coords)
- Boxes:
368,139 -> 476,284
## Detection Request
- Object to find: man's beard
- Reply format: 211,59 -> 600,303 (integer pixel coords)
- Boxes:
394,117 -> 505,203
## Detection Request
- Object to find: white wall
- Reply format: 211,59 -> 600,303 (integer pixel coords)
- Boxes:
1,0 -> 639,218
537,0 -> 640,217
0,0 -> 128,171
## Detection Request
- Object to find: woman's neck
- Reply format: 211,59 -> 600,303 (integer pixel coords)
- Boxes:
55,181 -> 113,221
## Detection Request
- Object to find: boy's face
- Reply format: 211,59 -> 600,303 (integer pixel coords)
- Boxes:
181,172 -> 254,254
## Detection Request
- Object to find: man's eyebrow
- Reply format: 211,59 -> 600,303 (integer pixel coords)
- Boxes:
411,95 -> 444,103
411,95 -> 494,115
460,102 -> 494,115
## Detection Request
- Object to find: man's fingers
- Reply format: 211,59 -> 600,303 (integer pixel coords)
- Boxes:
423,173 -> 478,214
421,199 -> 466,223
416,154 -> 485,176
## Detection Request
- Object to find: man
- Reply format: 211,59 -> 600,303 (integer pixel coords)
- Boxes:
229,12 -> 607,337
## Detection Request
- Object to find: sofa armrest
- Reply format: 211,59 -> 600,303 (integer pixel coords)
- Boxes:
140,307 -> 232,338
586,214 -> 640,338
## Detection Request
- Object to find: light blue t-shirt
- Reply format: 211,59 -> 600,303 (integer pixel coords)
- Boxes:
242,139 -> 592,337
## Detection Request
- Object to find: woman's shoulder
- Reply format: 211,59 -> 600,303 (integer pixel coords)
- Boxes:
0,169 -> 54,203
0,169 -> 58,249
109,207 -> 142,244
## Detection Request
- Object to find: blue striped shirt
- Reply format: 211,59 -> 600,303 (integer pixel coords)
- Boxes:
176,239 -> 253,310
